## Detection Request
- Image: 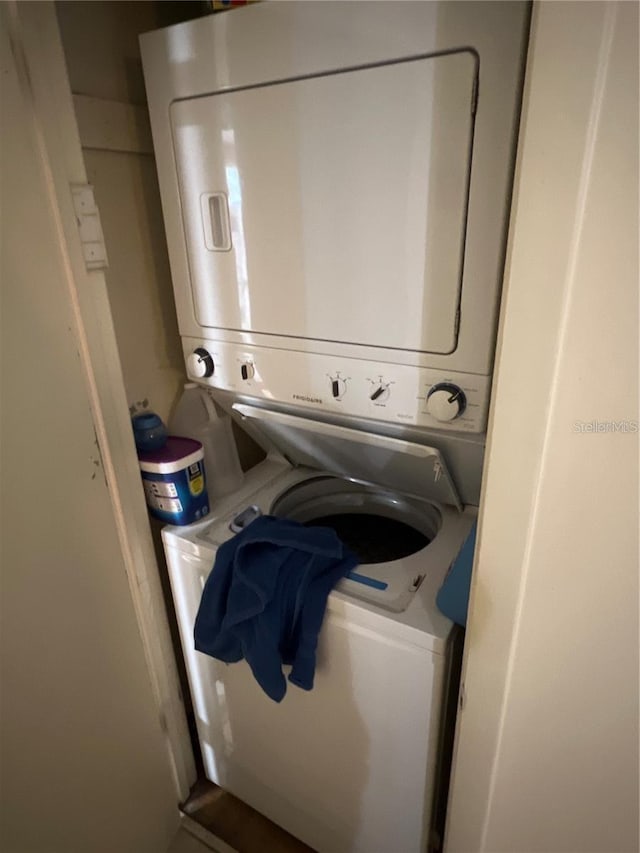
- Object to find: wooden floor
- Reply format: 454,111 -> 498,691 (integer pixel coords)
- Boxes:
182,777 -> 315,853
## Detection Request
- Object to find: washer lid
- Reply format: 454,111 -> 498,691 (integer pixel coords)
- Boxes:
232,403 -> 462,510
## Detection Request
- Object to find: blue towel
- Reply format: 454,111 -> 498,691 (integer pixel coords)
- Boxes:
436,521 -> 477,627
194,516 -> 358,702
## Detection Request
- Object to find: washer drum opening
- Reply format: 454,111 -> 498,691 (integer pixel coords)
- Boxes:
271,477 -> 442,565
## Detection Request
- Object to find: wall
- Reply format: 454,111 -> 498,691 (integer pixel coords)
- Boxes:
56,0 -> 186,423
446,2 -> 639,851
0,4 -> 179,849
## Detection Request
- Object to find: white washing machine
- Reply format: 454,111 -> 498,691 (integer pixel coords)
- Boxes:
163,406 -> 475,853
141,3 -> 530,849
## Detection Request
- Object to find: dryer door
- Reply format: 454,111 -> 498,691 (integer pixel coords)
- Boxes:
232,403 -> 462,510
171,50 -> 476,356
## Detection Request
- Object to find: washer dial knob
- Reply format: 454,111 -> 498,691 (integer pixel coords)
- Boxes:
187,347 -> 214,379
426,383 -> 466,422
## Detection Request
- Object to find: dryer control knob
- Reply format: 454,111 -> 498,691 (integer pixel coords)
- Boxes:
426,383 -> 466,422
187,348 -> 214,379
240,362 -> 255,381
331,377 -> 347,399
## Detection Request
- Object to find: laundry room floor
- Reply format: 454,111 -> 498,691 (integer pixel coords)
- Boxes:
182,778 -> 315,853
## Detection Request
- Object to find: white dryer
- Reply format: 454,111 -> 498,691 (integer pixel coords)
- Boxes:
141,2 -> 530,435
163,406 -> 475,853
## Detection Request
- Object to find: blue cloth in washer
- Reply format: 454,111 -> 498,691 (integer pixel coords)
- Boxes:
436,521 -> 477,627
194,515 -> 358,702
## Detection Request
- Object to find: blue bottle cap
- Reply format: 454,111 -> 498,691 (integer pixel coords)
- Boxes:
132,411 -> 168,452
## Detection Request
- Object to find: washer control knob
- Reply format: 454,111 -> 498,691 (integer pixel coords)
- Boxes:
331,377 -> 347,399
370,384 -> 390,402
426,383 -> 466,422
240,362 -> 255,381
187,347 -> 214,379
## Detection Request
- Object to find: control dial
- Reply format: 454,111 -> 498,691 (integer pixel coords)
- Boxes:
426,383 -> 466,422
370,384 -> 390,403
240,362 -> 255,381
330,377 -> 347,399
187,347 -> 214,379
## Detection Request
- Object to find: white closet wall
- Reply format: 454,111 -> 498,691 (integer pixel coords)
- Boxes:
56,1 -> 185,424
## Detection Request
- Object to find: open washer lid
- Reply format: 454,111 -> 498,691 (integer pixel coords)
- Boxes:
232,403 -> 462,510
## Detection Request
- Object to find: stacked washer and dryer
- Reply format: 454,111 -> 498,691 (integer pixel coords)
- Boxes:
141,4 -> 529,851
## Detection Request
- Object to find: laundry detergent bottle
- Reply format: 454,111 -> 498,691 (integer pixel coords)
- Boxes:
170,383 -> 244,499
131,410 -> 209,525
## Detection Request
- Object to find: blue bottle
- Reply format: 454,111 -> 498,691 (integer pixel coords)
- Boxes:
131,411 -> 168,452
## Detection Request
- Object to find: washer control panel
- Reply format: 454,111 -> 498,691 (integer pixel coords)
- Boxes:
182,337 -> 490,433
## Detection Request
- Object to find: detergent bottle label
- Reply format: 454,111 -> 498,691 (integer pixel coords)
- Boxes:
188,461 -> 205,496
